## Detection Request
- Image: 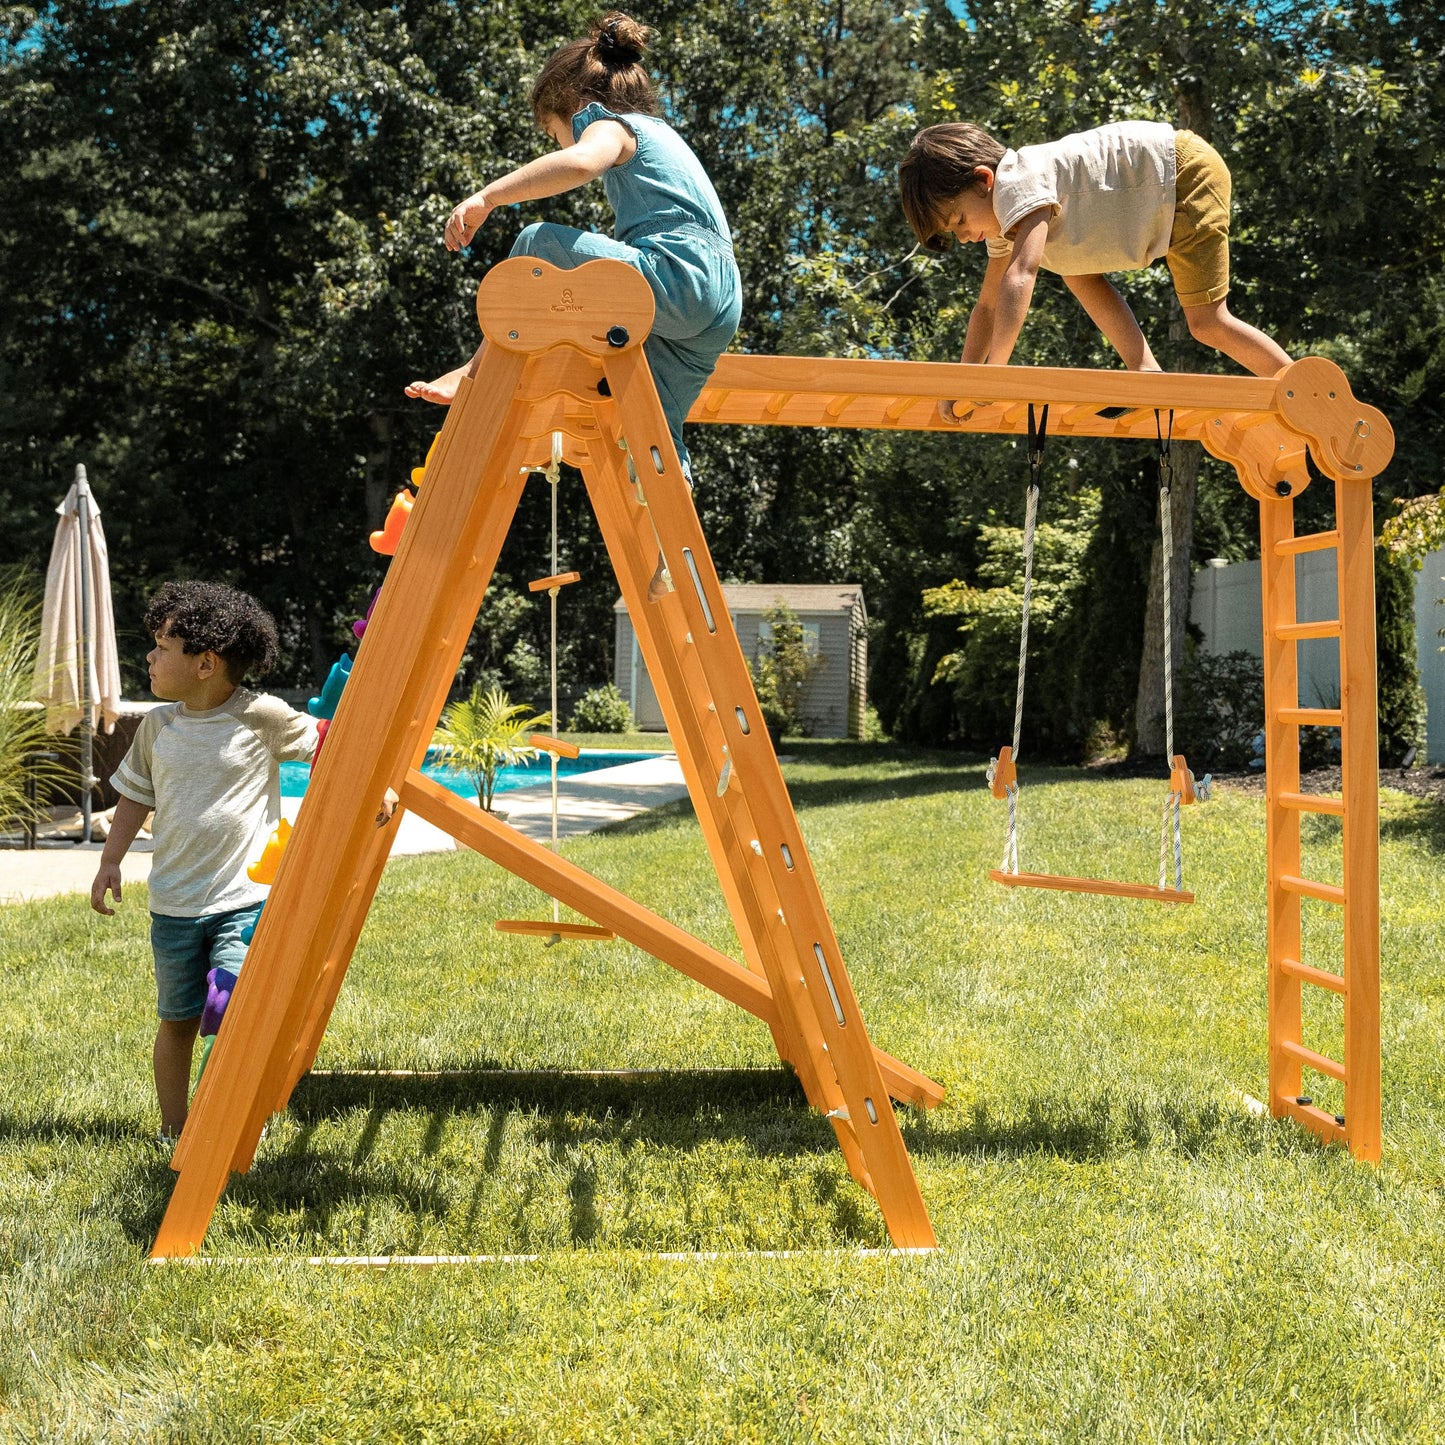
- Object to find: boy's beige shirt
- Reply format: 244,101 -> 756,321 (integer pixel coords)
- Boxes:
111,688 -> 318,917
986,120 -> 1177,276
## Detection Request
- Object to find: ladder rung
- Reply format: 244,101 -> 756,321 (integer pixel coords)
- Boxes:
1279,1096 -> 1347,1144
1280,874 -> 1346,905
529,734 -> 580,758
1279,957 -> 1347,995
1277,791 -> 1345,815
989,869 -> 1194,904
495,921 -> 615,940
1274,619 -> 1341,641
1274,530 -> 1340,556
528,571 -> 581,592
1275,707 -> 1343,727
1280,1039 -> 1347,1083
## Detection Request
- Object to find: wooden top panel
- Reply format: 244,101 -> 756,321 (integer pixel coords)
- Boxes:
690,354 -> 1277,441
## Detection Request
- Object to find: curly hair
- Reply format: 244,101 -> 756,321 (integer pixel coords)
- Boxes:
530,12 -> 659,122
143,580 -> 279,682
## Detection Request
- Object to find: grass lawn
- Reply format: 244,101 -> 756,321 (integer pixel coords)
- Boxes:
2,741 -> 1443,1440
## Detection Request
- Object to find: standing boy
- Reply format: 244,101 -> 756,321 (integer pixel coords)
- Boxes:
90,581 -> 318,1142
898,120 -> 1291,408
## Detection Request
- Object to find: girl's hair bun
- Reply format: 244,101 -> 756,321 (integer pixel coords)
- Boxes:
591,12 -> 651,66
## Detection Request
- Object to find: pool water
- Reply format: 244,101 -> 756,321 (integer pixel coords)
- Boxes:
280,750 -> 654,800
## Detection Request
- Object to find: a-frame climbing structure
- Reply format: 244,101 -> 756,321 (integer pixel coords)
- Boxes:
152,257 -> 1393,1259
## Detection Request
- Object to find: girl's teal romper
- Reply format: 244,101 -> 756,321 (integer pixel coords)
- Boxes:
509,102 -> 743,477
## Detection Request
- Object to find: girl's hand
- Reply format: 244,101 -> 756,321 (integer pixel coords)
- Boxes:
444,193 -> 491,251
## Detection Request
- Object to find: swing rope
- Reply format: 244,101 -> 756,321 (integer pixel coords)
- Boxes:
993,403 -> 1047,876
545,431 -> 563,927
1155,411 -> 1184,893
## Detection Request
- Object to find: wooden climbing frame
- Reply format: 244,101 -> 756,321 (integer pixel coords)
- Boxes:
151,257 -> 1392,1261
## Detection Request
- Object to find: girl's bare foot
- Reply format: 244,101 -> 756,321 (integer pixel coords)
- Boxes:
404,365 -> 468,405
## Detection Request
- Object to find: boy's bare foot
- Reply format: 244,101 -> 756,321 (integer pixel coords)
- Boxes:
648,555 -> 671,602
404,365 -> 468,405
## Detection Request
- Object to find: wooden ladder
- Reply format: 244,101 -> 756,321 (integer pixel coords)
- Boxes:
1260,482 -> 1381,1160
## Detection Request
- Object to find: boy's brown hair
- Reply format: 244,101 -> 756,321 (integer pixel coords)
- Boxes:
899,123 -> 1007,252
531,12 -> 660,122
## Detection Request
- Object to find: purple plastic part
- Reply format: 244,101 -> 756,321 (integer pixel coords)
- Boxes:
199,966 -> 239,1037
352,586 -> 382,640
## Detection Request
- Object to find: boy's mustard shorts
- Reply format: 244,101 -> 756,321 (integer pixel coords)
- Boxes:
1167,130 -> 1232,307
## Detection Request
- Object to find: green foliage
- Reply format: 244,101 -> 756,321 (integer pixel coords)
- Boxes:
429,683 -> 549,812
923,487 -> 1100,749
1381,488 -> 1445,566
2,0 -> 1442,753
1179,649 -> 1265,769
567,683 -> 632,734
749,603 -> 824,738
0,570 -> 73,831
1375,544 -> 1427,767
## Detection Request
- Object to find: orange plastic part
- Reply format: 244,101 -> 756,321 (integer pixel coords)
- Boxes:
369,489 -> 413,556
410,431 -> 442,489
989,745 -> 1017,800
245,818 -> 291,885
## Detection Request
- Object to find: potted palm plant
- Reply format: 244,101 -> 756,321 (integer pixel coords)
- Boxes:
429,683 -> 551,814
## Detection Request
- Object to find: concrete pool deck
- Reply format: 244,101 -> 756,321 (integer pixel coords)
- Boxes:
0,753 -> 689,905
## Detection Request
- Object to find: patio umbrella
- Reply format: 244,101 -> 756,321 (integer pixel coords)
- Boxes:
33,464 -> 122,842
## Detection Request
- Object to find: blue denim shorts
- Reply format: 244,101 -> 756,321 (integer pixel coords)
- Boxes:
151,905 -> 260,1021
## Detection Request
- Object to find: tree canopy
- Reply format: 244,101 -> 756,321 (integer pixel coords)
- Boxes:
2,0 -> 1440,751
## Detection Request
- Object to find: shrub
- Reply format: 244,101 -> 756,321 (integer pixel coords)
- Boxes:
1,570 -> 73,833
1178,650 -> 1265,769
568,684 -> 633,734
750,603 -> 824,739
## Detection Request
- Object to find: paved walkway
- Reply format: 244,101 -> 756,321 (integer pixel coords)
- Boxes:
0,754 -> 689,905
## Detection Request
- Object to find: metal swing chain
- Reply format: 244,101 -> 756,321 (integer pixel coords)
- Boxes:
995,403 -> 1047,875
1155,410 -> 1186,893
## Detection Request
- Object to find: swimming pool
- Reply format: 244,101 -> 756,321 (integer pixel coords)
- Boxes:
280,750 -> 655,800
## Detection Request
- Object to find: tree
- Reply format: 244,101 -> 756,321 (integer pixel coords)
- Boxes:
750,603 -> 825,739
429,683 -> 550,813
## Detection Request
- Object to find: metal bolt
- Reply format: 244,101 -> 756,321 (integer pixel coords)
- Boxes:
508,330 -> 518,340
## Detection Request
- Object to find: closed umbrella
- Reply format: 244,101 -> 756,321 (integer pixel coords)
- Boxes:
33,464 -> 122,843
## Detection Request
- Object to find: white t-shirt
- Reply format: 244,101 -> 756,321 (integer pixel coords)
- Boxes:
986,121 -> 1178,276
111,688 -> 318,917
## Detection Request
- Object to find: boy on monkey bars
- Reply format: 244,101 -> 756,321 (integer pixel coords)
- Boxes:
898,120 -> 1292,408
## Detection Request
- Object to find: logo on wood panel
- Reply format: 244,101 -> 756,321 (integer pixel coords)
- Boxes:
551,288 -> 582,314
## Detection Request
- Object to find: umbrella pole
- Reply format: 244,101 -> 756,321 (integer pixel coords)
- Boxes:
76,464 -> 94,845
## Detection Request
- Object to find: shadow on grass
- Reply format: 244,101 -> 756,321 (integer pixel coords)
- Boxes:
903,1091 -> 1273,1163
1380,799 -> 1445,855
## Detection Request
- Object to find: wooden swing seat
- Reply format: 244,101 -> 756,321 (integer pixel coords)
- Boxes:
989,868 -> 1194,904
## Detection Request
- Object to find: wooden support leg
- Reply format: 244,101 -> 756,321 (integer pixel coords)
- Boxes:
597,345 -> 936,1249
1335,476 -> 1381,1162
152,349 -> 532,1257
399,770 -> 943,1110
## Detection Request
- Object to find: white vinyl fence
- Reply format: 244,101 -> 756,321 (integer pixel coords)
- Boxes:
1190,547 -> 1445,764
